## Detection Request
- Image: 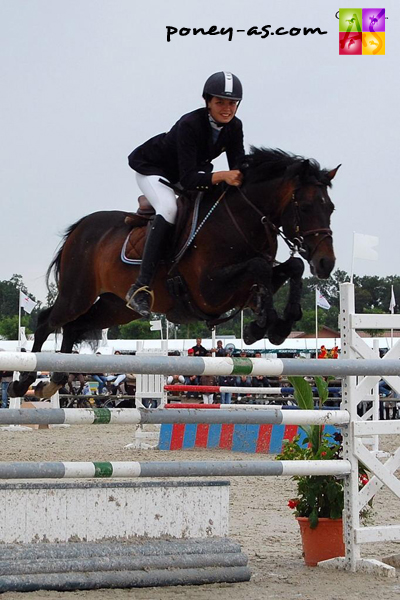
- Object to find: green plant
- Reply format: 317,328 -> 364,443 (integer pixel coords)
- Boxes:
277,376 -> 371,529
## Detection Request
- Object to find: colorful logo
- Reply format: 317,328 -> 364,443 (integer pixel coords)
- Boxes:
339,8 -> 385,55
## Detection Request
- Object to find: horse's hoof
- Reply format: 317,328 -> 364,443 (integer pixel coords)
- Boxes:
284,303 -> 302,322
268,319 -> 292,346
244,322 -> 267,345
51,372 -> 69,386
7,372 -> 37,398
7,381 -> 20,398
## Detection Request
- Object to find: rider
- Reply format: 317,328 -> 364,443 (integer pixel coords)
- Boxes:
126,71 -> 245,317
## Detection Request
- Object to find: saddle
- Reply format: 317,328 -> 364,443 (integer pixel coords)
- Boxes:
121,194 -> 196,265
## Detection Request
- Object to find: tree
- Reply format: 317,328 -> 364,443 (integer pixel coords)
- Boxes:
0,316 -> 31,340
46,283 -> 58,307
119,320 -> 161,340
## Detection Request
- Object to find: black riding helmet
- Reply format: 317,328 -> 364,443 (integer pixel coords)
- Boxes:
202,71 -> 243,102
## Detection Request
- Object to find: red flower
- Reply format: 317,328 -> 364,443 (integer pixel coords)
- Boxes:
288,499 -> 299,509
359,474 -> 369,486
321,451 -> 327,457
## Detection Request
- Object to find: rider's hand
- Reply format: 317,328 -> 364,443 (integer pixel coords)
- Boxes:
212,170 -> 243,186
224,170 -> 243,186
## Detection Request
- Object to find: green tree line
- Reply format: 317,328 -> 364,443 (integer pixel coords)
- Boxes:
1,270 -> 399,340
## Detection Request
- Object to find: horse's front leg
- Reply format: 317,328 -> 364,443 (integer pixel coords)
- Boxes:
201,257 -> 277,344
267,257 -> 304,345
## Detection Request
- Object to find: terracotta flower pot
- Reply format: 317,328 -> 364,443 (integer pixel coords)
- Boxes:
296,517 -> 345,567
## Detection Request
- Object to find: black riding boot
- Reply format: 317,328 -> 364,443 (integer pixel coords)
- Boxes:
125,215 -> 172,317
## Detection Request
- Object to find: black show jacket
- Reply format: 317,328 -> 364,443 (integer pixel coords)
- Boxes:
128,107 -> 244,191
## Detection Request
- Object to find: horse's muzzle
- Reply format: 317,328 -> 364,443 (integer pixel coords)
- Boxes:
310,255 -> 336,279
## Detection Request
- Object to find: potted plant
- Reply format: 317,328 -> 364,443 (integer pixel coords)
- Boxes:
277,375 -> 371,566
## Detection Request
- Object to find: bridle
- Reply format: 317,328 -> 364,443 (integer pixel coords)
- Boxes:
288,192 -> 333,261
224,186 -> 332,262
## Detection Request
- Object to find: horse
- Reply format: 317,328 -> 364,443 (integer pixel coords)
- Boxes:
9,148 -> 339,399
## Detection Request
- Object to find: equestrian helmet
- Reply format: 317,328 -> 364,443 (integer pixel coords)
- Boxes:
202,71 -> 243,101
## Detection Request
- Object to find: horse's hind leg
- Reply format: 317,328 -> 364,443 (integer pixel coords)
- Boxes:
60,293 -> 139,347
8,307 -> 56,398
38,294 -> 138,399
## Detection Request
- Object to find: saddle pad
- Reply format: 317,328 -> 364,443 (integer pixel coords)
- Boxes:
120,194 -> 200,266
121,227 -> 147,265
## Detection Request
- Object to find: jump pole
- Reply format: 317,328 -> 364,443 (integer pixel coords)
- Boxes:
0,459 -> 351,480
0,407 -> 350,426
2,352 -> 400,377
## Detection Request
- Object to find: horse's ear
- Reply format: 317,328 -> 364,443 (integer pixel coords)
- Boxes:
326,164 -> 341,181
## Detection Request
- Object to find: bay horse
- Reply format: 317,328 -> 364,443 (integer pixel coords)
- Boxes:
9,148 -> 339,399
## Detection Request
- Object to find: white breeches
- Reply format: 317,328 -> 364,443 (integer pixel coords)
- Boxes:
135,173 -> 178,224
202,393 -> 214,404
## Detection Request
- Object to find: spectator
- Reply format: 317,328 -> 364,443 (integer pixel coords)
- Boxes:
252,375 -> 270,388
185,348 -> 199,398
0,370 -> 13,408
235,374 -> 252,402
191,338 -> 208,357
237,375 -> 252,388
218,374 -> 235,404
107,351 -> 127,395
91,352 -> 110,396
200,355 -> 217,404
124,373 -> 136,395
68,352 -> 86,395
212,340 -> 226,357
167,374 -> 185,385
251,352 -> 270,388
318,345 -> 327,359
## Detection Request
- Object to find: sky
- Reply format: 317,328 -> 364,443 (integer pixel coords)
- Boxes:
1,0 -> 399,303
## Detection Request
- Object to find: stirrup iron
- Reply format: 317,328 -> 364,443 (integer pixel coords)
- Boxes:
126,285 -> 155,312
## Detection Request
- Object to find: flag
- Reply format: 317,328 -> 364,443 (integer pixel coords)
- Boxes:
353,232 -> 379,261
101,328 -> 109,346
19,291 -> 37,314
389,286 -> 396,313
19,327 -> 27,347
149,320 -> 162,332
316,289 -> 330,310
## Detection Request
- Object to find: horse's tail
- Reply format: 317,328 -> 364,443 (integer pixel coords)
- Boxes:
46,216 -> 87,291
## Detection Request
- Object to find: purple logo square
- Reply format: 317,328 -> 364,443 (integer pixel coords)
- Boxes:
362,8 -> 385,32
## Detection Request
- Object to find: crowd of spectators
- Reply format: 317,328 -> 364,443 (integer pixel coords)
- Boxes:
165,339 -> 278,405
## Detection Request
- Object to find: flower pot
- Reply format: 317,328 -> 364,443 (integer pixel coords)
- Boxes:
296,517 -> 345,567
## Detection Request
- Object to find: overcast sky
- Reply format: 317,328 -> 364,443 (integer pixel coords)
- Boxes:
1,0 -> 399,303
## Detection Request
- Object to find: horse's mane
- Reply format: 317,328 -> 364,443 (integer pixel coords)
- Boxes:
242,147 -> 333,187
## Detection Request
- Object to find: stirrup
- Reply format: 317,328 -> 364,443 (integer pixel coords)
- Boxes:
126,285 -> 155,312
